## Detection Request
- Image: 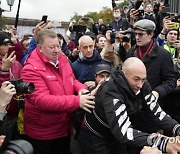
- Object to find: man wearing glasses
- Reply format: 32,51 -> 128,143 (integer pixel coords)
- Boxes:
127,19 -> 176,103
127,19 -> 177,134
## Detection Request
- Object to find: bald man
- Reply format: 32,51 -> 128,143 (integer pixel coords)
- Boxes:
72,35 -> 109,85
79,57 -> 180,154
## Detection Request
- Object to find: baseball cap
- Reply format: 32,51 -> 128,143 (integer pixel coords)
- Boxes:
96,64 -> 111,75
133,19 -> 156,31
0,31 -> 11,45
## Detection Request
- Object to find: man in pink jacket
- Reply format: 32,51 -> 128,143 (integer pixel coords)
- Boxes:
21,29 -> 95,154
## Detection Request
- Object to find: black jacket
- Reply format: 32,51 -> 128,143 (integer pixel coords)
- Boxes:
127,41 -> 177,98
85,67 -> 180,152
109,18 -> 131,32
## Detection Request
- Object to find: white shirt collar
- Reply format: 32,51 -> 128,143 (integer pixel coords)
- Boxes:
50,60 -> 59,68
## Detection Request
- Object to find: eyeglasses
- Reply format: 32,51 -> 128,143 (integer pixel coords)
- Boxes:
135,32 -> 147,37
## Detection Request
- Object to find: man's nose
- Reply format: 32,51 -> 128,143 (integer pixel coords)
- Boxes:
54,47 -> 61,52
137,81 -> 144,89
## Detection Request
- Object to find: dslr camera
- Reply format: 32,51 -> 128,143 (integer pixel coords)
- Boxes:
98,24 -> 116,44
9,79 -> 35,94
69,24 -> 87,46
122,28 -> 134,42
0,139 -> 33,154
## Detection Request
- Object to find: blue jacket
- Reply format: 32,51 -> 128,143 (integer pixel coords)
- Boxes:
72,50 -> 109,83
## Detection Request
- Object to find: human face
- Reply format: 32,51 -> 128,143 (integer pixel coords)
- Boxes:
22,39 -> 30,52
114,9 -> 121,18
124,67 -> 146,94
38,37 -> 61,63
145,4 -> 153,13
167,30 -> 178,44
0,44 -> 11,58
135,29 -> 153,46
95,72 -> 110,84
79,38 -> 94,58
96,37 -> 106,49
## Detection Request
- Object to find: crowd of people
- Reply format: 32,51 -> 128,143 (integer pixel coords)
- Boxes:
0,0 -> 180,154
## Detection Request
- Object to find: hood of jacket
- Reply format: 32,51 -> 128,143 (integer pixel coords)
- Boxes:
111,67 -> 136,99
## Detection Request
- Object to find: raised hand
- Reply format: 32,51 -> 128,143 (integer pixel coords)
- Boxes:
0,81 -> 16,112
1,51 -> 16,71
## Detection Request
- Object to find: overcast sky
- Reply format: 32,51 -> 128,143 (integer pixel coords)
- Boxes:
1,0 -> 112,22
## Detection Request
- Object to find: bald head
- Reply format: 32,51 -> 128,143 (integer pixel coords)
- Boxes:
78,35 -> 93,47
122,57 -> 147,93
78,35 -> 95,58
122,57 -> 146,74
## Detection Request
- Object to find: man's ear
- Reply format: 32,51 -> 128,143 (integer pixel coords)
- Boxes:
77,46 -> 80,50
122,69 -> 125,74
37,44 -> 41,50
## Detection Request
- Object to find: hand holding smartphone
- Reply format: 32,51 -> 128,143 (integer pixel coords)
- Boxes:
41,15 -> 48,23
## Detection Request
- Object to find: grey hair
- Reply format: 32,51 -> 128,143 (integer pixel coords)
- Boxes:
37,29 -> 58,44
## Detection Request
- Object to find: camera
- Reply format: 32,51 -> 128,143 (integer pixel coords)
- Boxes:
171,15 -> 180,30
138,10 -> 144,17
9,79 -> 35,94
122,28 -> 134,42
98,24 -> 115,44
0,139 -> 33,154
69,25 -> 87,46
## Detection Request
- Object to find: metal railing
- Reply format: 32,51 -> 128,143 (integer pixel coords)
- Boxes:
169,0 -> 180,14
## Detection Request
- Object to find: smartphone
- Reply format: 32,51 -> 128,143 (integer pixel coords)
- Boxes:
138,10 -> 144,16
41,15 -> 48,23
172,22 -> 180,30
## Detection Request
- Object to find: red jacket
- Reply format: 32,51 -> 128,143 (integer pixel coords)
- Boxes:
0,58 -> 22,117
21,48 -> 86,140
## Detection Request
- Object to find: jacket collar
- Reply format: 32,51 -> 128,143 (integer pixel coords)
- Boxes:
133,39 -> 158,62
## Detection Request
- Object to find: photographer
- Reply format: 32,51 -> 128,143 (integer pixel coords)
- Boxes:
100,28 -> 133,67
0,81 -> 16,147
157,17 -> 180,61
100,29 -> 122,67
0,81 -> 16,118
3,27 -> 24,63
0,31 -> 23,145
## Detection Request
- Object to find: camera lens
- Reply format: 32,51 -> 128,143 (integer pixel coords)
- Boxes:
18,82 -> 35,94
1,139 -> 34,154
123,34 -> 131,42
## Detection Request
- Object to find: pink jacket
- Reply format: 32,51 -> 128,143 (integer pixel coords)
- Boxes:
21,48 -> 86,140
